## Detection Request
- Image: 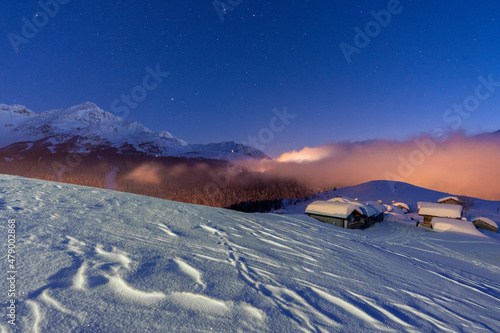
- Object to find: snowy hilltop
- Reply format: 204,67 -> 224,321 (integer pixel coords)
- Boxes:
1,175 -> 499,332
0,102 -> 268,161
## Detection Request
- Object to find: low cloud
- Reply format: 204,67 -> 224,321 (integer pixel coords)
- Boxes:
239,132 -> 500,200
124,164 -> 162,185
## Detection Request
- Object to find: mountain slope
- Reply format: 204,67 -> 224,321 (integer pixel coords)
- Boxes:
1,175 -> 499,332
0,102 -> 267,161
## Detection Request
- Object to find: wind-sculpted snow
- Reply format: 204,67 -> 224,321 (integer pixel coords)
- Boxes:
0,175 -> 499,332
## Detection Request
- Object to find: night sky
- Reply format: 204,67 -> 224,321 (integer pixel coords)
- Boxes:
2,1 -> 500,157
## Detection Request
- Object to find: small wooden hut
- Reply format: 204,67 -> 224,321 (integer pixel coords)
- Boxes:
437,196 -> 463,205
472,217 -> 498,233
418,202 -> 463,228
306,199 -> 383,229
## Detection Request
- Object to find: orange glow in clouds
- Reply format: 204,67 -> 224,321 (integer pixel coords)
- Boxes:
277,146 -> 333,163
124,164 -> 161,184
240,133 -> 500,200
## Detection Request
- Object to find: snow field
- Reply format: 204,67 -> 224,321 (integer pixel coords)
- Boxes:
0,175 -> 499,332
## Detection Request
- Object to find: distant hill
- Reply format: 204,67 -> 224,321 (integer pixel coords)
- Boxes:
282,180 -> 500,220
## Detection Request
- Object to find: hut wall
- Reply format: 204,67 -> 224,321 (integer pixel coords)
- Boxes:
440,199 -> 462,205
345,220 -> 364,229
307,214 -> 345,228
423,215 -> 433,228
307,213 -> 383,230
473,221 -> 498,233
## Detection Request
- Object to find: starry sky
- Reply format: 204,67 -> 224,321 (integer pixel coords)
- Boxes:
2,0 -> 500,157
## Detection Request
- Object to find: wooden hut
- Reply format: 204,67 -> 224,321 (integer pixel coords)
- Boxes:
329,197 -> 385,223
363,201 -> 387,222
306,201 -> 362,228
306,199 -> 383,229
472,217 -> 498,233
418,202 -> 463,228
437,196 -> 462,205
305,201 -> 367,229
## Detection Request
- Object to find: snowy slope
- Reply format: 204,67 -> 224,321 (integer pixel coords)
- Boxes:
1,175 -> 500,332
0,102 -> 267,160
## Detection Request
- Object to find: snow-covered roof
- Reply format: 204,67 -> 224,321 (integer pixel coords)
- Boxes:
365,201 -> 387,214
437,196 -> 461,203
384,205 -> 413,223
431,218 -> 486,237
327,196 -> 355,203
393,202 -> 409,211
305,201 -> 362,219
387,205 -> 405,214
348,201 -> 379,217
418,202 -> 462,219
326,197 -> 383,217
473,217 -> 498,229
327,197 -> 347,203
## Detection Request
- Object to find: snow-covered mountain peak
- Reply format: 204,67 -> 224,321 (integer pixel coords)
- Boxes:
189,141 -> 269,160
0,103 -> 32,115
0,102 -> 267,160
54,102 -> 123,125
158,130 -> 175,139
73,101 -> 100,109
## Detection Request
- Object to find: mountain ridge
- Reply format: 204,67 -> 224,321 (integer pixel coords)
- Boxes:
0,102 -> 268,161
